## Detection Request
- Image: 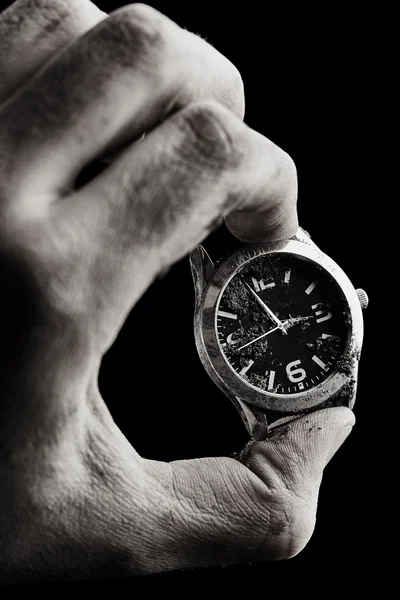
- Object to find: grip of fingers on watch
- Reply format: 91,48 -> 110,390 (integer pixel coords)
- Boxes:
189,227 -> 368,440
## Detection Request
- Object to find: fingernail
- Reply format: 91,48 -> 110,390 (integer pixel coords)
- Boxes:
325,425 -> 353,465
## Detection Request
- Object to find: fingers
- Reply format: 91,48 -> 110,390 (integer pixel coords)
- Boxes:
140,407 -> 354,572
0,0 -> 107,104
64,100 -> 297,340
0,3 -> 245,202
0,2 -> 292,245
224,158 -> 298,242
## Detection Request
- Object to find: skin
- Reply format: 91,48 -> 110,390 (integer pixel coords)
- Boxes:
0,0 -> 355,583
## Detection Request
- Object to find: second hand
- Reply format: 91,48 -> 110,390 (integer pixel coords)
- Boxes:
237,325 -> 280,351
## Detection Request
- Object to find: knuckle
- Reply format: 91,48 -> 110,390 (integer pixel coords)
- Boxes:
266,494 -> 314,560
242,451 -> 315,561
277,149 -> 298,201
0,0 -> 66,29
186,29 -> 245,120
162,459 -> 315,566
62,0 -> 107,30
26,0 -> 86,28
1,0 -> 105,36
284,150 -> 298,186
39,0 -> 88,15
105,3 -> 168,66
220,62 -> 245,120
22,0 -> 72,17
249,487 -> 315,561
179,100 -> 244,169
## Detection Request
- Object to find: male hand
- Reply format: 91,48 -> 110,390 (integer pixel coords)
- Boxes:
0,0 -> 354,583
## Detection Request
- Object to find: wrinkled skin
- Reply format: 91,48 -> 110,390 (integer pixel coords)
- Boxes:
0,0 -> 354,583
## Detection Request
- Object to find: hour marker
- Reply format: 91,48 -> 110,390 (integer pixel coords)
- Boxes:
251,277 -> 259,291
226,332 -> 239,345
284,270 -> 291,284
312,355 -> 329,370
312,304 -> 333,323
312,354 -> 329,371
305,280 -> 318,295
267,370 -> 276,390
217,310 -> 237,320
239,359 -> 254,376
322,333 -> 342,342
298,382 -> 304,390
251,277 -> 275,291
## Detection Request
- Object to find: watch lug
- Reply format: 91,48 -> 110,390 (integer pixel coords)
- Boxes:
348,387 -> 357,410
189,245 -> 215,309
340,373 -> 358,410
232,396 -> 268,441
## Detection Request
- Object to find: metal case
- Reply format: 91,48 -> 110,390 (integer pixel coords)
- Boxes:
190,235 -> 364,439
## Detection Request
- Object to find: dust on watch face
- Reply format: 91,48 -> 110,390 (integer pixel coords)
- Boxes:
216,252 -> 349,395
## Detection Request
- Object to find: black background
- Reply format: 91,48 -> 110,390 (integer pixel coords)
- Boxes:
3,0 -> 378,588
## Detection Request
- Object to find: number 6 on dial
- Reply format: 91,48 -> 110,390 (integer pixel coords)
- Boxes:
286,359 -> 306,382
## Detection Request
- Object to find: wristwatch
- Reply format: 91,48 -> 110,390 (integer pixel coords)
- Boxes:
189,227 -> 368,440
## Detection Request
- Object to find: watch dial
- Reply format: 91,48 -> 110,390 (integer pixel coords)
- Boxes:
216,252 -> 349,395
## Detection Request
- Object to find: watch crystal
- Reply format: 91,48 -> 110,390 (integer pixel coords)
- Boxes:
216,252 -> 349,395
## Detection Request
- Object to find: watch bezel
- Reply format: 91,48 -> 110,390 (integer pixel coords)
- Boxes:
199,239 -> 363,413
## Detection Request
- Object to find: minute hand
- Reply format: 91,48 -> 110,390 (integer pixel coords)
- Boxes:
244,282 -> 287,334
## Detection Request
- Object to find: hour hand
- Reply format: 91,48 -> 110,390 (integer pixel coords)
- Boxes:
283,315 -> 313,330
243,281 -> 287,334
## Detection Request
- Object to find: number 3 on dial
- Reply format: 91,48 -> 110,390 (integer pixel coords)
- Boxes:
286,360 -> 306,382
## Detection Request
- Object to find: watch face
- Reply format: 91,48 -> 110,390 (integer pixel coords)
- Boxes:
216,252 -> 349,395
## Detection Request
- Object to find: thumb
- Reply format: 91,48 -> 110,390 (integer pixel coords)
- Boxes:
246,407 -> 355,487
159,407 -> 354,572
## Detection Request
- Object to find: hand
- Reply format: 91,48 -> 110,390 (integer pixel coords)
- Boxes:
283,315 -> 314,330
237,324 -> 281,350
0,0 -> 354,583
243,281 -> 288,333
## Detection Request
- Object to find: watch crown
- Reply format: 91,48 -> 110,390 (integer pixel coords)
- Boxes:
356,288 -> 369,310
